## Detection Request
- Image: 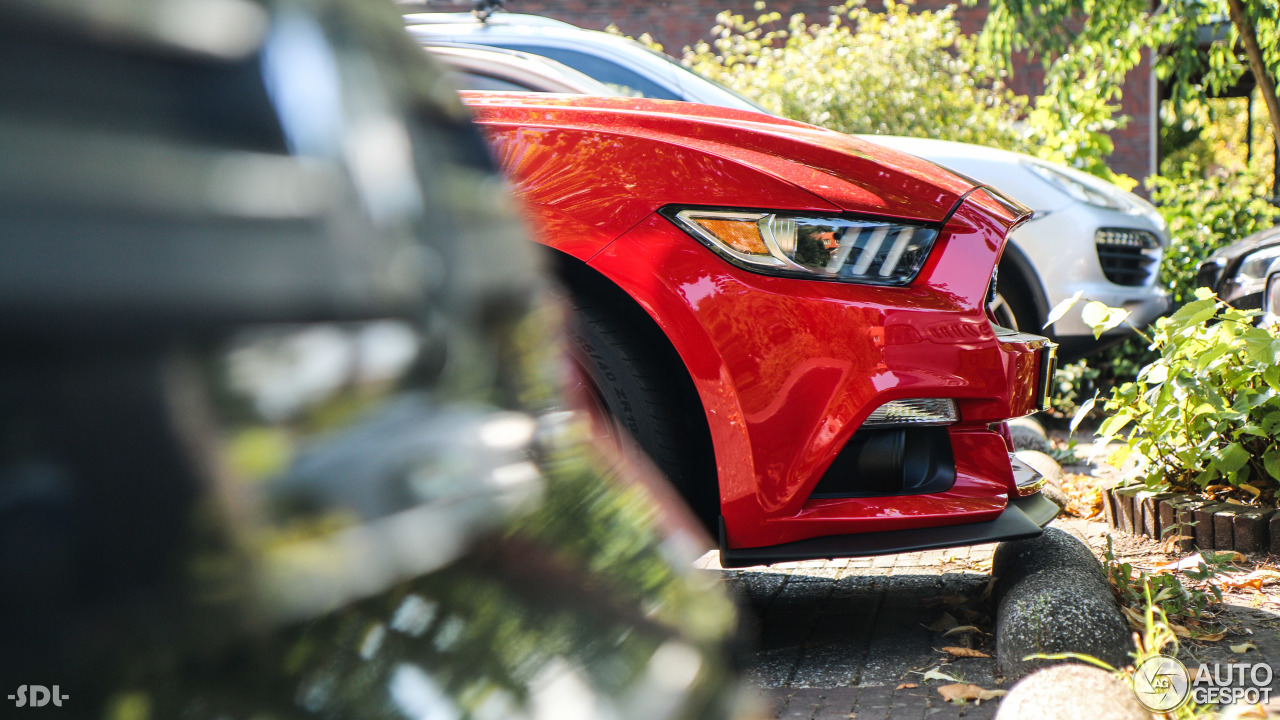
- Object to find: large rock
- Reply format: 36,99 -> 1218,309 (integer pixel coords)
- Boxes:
995,664 -> 1148,720
1007,417 -> 1051,453
993,528 -> 1131,681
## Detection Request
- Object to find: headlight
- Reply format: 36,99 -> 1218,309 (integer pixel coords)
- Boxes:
663,207 -> 940,286
1232,244 -> 1280,296
1022,159 -> 1165,229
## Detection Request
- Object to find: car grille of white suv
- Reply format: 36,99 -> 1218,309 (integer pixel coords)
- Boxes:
1095,228 -> 1159,286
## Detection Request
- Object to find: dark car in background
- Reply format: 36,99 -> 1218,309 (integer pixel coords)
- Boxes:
1197,225 -> 1280,312
0,1 -> 748,717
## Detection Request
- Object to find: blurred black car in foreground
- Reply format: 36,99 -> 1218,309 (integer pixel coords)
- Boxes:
1197,225 -> 1280,311
0,0 -> 748,717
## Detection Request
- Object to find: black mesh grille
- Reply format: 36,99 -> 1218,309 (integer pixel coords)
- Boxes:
1096,228 -> 1159,286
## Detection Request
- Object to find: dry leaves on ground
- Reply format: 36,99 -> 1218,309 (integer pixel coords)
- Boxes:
937,683 -> 1006,703
895,683 -> 918,690
940,646 -> 991,658
1060,473 -> 1104,518
1219,569 -> 1280,592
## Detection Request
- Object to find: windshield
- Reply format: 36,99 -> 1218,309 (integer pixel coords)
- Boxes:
636,44 -> 773,114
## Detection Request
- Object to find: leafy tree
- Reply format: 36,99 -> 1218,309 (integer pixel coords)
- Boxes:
673,1 -> 1031,152
978,0 -> 1280,177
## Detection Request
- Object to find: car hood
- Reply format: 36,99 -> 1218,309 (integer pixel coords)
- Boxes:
463,93 -> 977,223
1208,224 -> 1280,263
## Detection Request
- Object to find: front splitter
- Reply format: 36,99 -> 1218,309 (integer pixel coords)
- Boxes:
718,493 -> 1060,568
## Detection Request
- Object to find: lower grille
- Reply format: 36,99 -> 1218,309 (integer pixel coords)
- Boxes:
1096,228 -> 1159,286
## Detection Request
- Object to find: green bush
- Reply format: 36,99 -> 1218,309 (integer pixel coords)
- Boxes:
1076,165 -> 1277,394
1093,290 -> 1280,501
1147,164 -> 1280,307
677,1 -> 1030,150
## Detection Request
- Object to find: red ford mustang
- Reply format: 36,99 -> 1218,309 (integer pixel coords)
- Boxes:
464,93 -> 1059,566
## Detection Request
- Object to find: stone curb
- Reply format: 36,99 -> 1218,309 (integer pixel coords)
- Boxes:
1104,487 -> 1278,555
994,664 -> 1147,720
992,528 -> 1131,682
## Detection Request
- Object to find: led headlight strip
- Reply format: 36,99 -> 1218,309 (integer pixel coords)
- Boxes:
662,207 -> 940,286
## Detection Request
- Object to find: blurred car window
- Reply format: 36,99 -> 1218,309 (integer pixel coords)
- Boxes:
488,43 -> 681,99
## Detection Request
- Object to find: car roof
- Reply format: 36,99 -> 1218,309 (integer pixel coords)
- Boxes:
401,12 -> 576,28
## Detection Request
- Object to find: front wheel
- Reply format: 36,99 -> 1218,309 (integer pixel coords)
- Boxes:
566,299 -> 718,528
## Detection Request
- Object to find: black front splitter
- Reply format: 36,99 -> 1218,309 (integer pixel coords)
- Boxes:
717,493 -> 1059,569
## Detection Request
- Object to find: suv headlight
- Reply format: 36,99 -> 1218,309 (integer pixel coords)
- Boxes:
1233,244 -> 1280,297
1022,158 -> 1165,230
663,207 -> 940,286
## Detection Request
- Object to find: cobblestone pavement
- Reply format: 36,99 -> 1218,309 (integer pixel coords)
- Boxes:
703,516 -> 1280,719
700,544 -> 1005,719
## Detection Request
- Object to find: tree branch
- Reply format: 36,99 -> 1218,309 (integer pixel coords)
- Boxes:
1224,0 -> 1280,162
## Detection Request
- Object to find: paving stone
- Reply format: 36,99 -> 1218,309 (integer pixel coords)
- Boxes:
1162,497 -> 1200,553
1234,508 -> 1275,555
1102,487 -> 1119,529
813,687 -> 859,720
778,688 -> 826,720
1271,512 -> 1280,557
873,555 -> 896,568
1194,503 -> 1225,549
1215,505 -> 1241,551
1114,488 -> 1139,534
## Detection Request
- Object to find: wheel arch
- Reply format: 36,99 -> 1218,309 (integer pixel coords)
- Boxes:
547,247 -> 722,531
997,241 -> 1050,332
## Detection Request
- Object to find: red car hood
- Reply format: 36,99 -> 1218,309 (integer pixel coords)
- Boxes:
461,93 -> 976,223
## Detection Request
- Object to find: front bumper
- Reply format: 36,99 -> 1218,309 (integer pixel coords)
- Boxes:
719,492 -> 1059,567
589,189 -> 1058,556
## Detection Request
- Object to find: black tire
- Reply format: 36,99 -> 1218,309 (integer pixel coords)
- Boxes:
992,265 -> 1041,333
567,298 -> 718,527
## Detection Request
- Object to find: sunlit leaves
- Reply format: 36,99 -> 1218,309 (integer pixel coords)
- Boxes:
1082,293 -> 1280,498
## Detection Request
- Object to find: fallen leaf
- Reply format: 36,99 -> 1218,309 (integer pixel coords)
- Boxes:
896,683 -> 918,690
925,612 -> 958,632
1230,642 -> 1258,653
942,625 -> 983,637
980,576 -> 997,601
1170,623 -> 1192,639
1206,485 -> 1231,494
942,646 -> 991,658
1154,552 -> 1210,573
1121,606 -> 1145,631
937,683 -> 1006,703
1219,570 -> 1280,591
917,667 -> 961,683
1241,484 -> 1262,497
1194,631 -> 1227,642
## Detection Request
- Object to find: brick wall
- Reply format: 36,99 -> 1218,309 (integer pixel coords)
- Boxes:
420,0 -> 1155,182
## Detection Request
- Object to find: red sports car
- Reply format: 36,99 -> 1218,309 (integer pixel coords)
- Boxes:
464,93 -> 1059,567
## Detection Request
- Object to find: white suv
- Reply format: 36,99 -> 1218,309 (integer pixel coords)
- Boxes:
410,13 -> 1170,360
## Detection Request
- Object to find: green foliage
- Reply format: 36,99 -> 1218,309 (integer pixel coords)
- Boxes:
979,0 -> 1280,168
1048,359 -> 1101,417
1103,537 -> 1226,624
1080,165 -> 1277,392
1092,289 -> 1280,501
675,1 -> 1030,150
1148,164 -> 1280,306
